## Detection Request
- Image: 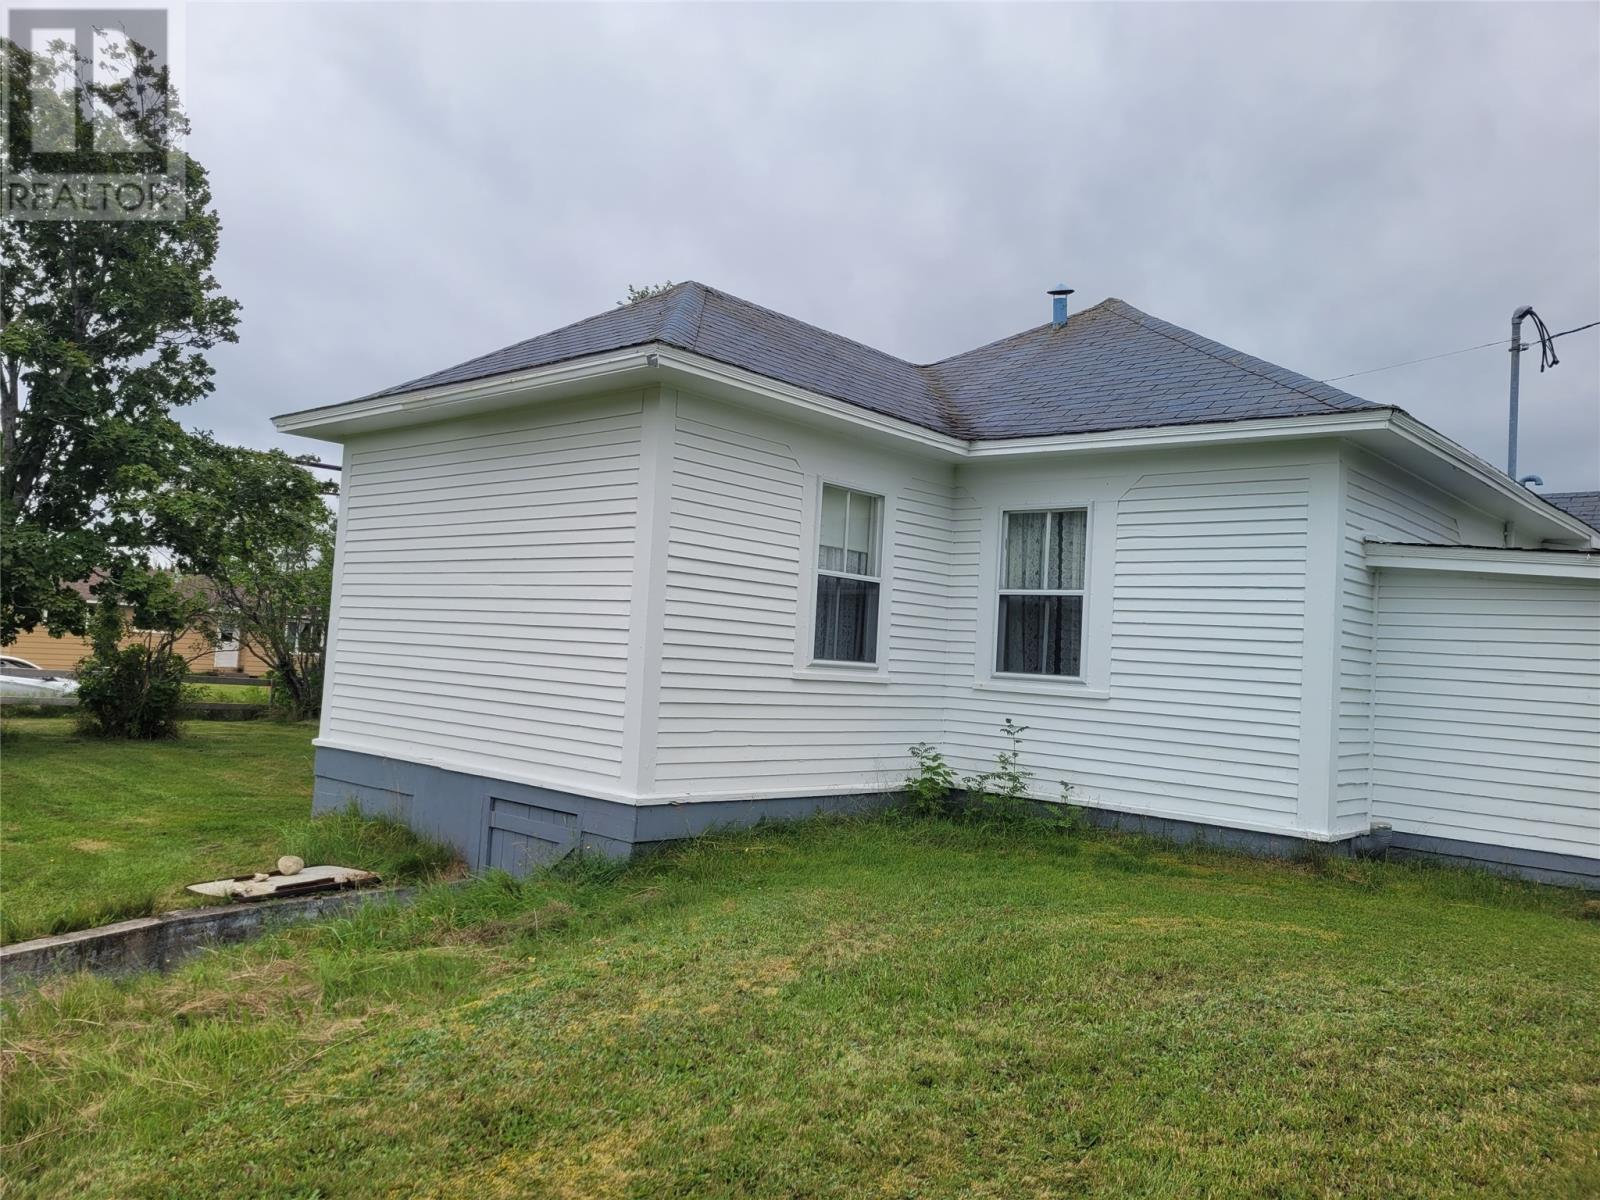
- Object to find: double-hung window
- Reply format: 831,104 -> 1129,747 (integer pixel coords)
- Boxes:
996,508 -> 1087,677
813,484 -> 882,664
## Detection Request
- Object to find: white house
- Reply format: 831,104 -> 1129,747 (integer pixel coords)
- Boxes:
275,283 -> 1600,885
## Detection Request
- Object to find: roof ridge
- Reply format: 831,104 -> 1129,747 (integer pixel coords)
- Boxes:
480,279 -> 693,356
657,281 -> 709,348
1097,299 -> 1372,415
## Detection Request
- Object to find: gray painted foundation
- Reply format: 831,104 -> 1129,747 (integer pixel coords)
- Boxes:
1385,831 -> 1600,889
1072,806 -> 1382,859
315,748 -> 1599,888
313,747 -> 898,874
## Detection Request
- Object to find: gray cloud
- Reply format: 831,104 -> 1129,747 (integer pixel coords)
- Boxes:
183,1 -> 1599,489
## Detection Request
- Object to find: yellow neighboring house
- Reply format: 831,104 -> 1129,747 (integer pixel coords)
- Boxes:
7,622 -> 273,676
6,580 -> 274,677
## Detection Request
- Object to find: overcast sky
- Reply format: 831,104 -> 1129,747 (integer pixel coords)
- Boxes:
181,1 -> 1599,490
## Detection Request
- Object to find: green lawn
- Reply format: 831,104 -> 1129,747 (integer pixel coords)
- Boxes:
184,683 -> 272,705
0,718 -> 450,943
4,817 -> 1596,1198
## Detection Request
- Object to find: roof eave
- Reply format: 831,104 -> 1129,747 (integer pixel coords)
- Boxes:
274,344 -> 1390,461
1364,541 -> 1600,580
271,346 -> 661,438
271,345 -> 1598,548
962,409 -> 1394,457
1382,411 -> 1600,547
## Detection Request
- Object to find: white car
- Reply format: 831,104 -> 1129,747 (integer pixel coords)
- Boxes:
0,656 -> 80,701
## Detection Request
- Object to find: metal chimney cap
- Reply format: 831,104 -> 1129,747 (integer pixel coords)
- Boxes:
1046,285 -> 1076,297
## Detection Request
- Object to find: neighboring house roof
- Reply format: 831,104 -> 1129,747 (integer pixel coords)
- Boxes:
1543,491 -> 1600,531
59,573 -> 228,606
365,281 -> 1383,441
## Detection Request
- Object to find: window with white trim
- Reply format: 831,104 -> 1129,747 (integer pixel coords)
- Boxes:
813,484 -> 882,664
996,508 -> 1087,677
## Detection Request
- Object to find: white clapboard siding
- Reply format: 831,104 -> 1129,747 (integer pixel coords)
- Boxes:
653,399 -> 957,794
950,465 -> 1313,828
324,397 -> 643,789
1336,461 -> 1463,828
1370,573 -> 1600,858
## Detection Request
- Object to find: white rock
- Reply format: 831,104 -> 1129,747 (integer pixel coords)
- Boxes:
277,855 -> 305,876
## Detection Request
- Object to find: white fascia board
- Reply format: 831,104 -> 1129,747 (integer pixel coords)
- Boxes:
963,410 -> 1393,458
271,347 -> 1599,547
271,347 -> 659,438
653,349 -> 1400,461
277,342 -> 1384,459
1364,541 -> 1600,581
1384,412 -> 1600,546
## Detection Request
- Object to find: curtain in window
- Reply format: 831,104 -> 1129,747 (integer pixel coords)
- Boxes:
844,494 -> 874,575
819,486 -> 848,574
815,484 -> 882,663
814,575 -> 880,662
1003,511 -> 1048,589
998,508 -> 1087,676
1048,509 -> 1086,589
819,486 -> 878,577
997,595 -> 1083,676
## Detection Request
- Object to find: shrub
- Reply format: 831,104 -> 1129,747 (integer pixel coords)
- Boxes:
1058,780 -> 1090,834
904,742 -> 958,816
76,642 -> 191,739
904,723 -> 1087,831
74,573 -> 212,740
963,717 -> 1035,822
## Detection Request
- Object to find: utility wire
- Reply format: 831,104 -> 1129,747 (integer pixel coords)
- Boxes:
1524,308 -> 1559,373
1322,339 -> 1503,383
1321,318 -> 1599,385
1546,319 -> 1600,341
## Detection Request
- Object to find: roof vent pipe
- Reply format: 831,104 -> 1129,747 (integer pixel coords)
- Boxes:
1048,285 -> 1075,328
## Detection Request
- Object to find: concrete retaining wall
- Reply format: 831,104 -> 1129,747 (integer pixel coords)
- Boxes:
0,885 -> 421,995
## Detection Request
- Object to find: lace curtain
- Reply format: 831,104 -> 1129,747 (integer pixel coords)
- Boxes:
1003,509 -> 1085,590
998,509 -> 1087,676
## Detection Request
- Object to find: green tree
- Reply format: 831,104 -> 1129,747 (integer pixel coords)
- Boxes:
145,439 -> 337,720
74,566 -> 215,739
1,34 -> 241,642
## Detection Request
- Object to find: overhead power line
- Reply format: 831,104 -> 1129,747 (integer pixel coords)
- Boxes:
1322,339 -> 1503,383
1321,318 -> 1599,385
1547,319 -> 1600,341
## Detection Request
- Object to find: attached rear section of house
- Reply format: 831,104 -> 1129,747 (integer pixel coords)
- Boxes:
279,283 -> 1600,885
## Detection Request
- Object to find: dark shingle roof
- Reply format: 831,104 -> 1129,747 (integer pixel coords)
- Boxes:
366,281 -> 1382,440
1543,491 -> 1600,531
